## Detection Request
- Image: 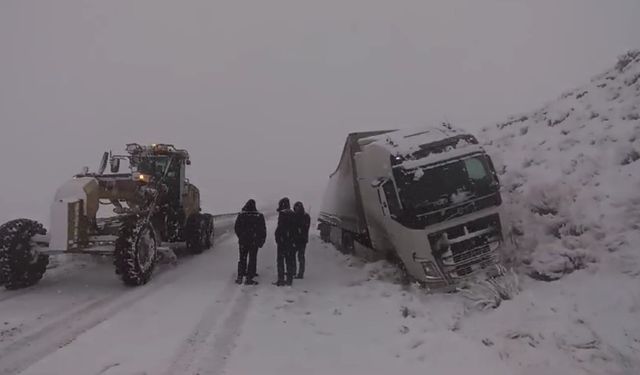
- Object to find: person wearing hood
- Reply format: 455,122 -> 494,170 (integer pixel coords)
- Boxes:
274,197 -> 296,286
292,201 -> 311,279
234,199 -> 266,285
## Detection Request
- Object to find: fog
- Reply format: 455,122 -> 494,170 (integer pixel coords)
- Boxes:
1,0 -> 638,223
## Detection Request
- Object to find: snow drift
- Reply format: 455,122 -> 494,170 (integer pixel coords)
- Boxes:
482,50 -> 640,281
452,51 -> 640,374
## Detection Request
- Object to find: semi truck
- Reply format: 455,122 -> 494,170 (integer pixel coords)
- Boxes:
318,125 -> 504,287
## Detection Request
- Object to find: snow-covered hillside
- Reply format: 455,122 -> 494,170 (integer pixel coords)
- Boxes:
467,51 -> 640,373
482,50 -> 640,280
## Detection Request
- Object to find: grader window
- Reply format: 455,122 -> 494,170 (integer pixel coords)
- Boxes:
134,157 -> 169,177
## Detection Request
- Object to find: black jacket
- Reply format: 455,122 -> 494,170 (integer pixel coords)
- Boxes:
293,202 -> 311,245
275,198 -> 296,245
234,200 -> 266,248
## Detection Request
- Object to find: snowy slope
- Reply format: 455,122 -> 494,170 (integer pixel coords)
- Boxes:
465,51 -> 640,374
482,50 -> 640,281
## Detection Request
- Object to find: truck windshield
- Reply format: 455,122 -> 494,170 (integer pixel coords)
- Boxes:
394,154 -> 498,215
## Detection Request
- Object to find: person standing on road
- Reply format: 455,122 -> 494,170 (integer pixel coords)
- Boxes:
234,199 -> 266,285
292,201 -> 311,279
274,197 -> 296,286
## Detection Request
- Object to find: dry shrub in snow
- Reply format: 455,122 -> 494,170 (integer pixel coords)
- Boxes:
616,50 -> 640,73
458,266 -> 520,310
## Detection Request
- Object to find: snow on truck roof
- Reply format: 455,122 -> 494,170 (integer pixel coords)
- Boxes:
358,125 -> 485,170
358,125 -> 457,145
359,125 -> 465,150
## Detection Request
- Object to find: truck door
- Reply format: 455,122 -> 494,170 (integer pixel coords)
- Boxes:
377,185 -> 390,217
378,180 -> 402,220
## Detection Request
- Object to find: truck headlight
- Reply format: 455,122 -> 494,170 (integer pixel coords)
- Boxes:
421,261 -> 441,279
433,233 -> 450,257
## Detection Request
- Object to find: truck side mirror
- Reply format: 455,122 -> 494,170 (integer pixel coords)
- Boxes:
370,177 -> 388,188
110,158 -> 121,173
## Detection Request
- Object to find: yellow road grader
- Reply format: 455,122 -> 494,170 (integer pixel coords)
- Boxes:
0,143 -> 214,289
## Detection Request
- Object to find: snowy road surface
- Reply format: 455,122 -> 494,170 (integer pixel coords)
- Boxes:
1,217 -> 638,375
0,218 -> 500,375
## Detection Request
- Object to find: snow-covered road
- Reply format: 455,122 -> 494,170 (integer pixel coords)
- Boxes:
0,219 -> 242,375
0,218 -> 501,375
1,217 -> 638,375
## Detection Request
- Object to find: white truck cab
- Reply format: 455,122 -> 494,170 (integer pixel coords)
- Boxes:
319,126 -> 503,287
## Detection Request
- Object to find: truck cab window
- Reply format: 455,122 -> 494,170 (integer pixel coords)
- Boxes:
382,180 -> 402,218
464,158 -> 487,180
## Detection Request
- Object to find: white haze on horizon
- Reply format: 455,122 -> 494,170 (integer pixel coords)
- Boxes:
1,0 -> 638,223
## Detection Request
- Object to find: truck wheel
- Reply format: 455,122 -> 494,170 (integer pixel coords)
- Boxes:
341,231 -> 355,254
0,219 -> 49,290
397,262 -> 412,286
319,223 -> 330,243
185,214 -> 209,254
114,218 -> 158,286
385,252 -> 412,286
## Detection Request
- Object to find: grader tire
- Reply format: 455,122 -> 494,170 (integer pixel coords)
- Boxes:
0,219 -> 49,290
114,218 -> 158,286
185,214 -> 213,254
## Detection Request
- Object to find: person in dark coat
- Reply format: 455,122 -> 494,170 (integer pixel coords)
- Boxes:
234,199 -> 266,285
274,197 -> 296,286
292,201 -> 311,279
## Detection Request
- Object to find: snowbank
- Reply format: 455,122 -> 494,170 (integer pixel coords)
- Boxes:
481,50 -> 640,281
458,51 -> 640,374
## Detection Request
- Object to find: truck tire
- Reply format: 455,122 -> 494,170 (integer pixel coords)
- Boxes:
341,231 -> 355,254
0,219 -> 49,290
385,251 -> 412,286
114,218 -> 158,286
319,223 -> 330,243
185,214 -> 212,254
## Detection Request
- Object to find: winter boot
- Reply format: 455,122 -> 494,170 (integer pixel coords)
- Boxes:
235,276 -> 244,284
272,280 -> 286,287
245,278 -> 258,285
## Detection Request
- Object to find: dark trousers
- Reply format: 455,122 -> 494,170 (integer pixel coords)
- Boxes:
293,242 -> 307,277
238,244 -> 258,279
276,243 -> 296,283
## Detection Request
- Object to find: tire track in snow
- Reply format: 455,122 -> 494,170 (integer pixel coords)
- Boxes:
0,227 -> 237,375
175,285 -> 254,375
201,287 -> 253,375
163,277 -> 241,375
0,266 -> 189,375
0,262 -> 102,303
167,215 -> 275,375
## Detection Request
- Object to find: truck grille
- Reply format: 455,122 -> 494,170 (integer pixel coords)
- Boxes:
428,214 -> 502,277
420,193 -> 501,226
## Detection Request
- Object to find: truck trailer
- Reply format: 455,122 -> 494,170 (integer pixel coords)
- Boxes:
318,125 -> 504,287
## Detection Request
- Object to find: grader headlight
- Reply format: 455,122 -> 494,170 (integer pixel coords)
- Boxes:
133,172 -> 151,184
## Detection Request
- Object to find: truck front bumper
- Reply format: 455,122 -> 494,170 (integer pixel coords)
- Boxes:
413,239 -> 502,287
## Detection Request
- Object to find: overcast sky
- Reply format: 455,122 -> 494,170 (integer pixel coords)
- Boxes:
1,0 -> 638,222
